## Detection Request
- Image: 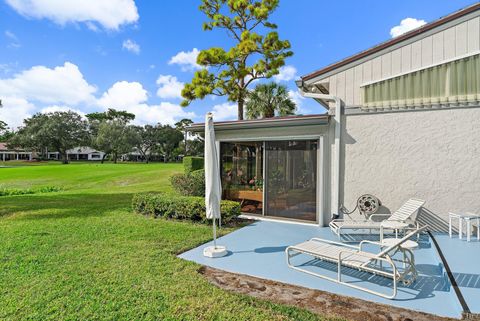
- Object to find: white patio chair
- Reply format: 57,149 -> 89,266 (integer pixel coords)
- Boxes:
329,198 -> 425,240
286,226 -> 427,299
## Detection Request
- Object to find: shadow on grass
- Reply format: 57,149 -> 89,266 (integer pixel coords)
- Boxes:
0,192 -> 138,221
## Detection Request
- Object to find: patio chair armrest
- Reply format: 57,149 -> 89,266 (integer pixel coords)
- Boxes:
359,240 -> 383,251
310,238 -> 360,250
330,218 -> 369,224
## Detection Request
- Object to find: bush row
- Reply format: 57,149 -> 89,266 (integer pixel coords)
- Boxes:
0,185 -> 62,197
132,193 -> 240,224
169,169 -> 205,197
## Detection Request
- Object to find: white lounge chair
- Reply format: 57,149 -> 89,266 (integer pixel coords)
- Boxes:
286,226 -> 427,299
329,198 -> 425,240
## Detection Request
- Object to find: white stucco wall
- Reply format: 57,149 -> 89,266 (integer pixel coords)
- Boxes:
340,106 -> 480,229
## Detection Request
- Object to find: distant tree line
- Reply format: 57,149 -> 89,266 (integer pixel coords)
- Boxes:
3,109 -> 203,164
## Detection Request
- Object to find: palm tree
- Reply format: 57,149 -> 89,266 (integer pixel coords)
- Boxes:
246,82 -> 296,119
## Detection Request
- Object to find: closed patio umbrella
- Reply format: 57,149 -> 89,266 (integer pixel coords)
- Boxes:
203,112 -> 227,258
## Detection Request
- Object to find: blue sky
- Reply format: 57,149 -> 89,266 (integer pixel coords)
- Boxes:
0,0 -> 476,128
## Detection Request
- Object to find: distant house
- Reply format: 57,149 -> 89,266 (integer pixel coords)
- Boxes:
0,142 -> 33,161
48,147 -> 105,161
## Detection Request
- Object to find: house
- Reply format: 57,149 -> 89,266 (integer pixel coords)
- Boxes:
189,3 -> 480,227
0,142 -> 33,161
48,147 -> 105,161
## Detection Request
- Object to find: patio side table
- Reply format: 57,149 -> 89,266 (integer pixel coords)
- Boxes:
449,212 -> 480,242
381,238 -> 419,284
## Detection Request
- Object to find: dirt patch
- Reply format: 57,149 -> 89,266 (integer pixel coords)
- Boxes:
199,266 -> 463,321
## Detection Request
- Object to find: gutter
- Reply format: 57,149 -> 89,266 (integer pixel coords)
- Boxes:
187,115 -> 329,133
298,84 -> 343,220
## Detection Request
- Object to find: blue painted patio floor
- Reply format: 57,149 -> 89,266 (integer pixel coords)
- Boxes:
179,220 -> 476,319
434,233 -> 480,316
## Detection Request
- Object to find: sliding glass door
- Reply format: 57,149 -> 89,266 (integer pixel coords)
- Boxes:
264,140 -> 318,222
220,139 -> 318,222
220,142 -> 263,214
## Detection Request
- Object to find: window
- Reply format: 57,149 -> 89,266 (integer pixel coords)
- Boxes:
220,142 -> 263,215
363,53 -> 480,108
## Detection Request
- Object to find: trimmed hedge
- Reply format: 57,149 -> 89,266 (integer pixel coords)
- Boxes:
183,156 -> 204,174
132,193 -> 240,224
169,169 -> 205,197
0,185 -> 62,197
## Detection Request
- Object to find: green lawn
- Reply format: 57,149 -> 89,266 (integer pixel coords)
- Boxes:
0,163 -> 330,321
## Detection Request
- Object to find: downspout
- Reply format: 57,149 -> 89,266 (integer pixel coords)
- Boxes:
298,88 -> 343,221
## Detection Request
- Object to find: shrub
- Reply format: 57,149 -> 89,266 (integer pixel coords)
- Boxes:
183,156 -> 204,174
0,185 -> 62,197
132,193 -> 240,224
170,169 -> 205,197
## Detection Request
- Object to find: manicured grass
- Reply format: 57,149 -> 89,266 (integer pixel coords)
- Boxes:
0,163 -> 333,320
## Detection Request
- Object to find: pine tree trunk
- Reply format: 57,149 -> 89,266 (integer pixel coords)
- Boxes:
238,96 -> 244,120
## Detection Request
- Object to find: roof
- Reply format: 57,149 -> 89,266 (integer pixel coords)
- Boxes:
0,142 -> 8,151
66,147 -> 103,154
301,2 -> 480,82
188,114 -> 329,132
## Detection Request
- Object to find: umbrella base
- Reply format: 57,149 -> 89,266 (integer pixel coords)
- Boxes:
203,245 -> 228,258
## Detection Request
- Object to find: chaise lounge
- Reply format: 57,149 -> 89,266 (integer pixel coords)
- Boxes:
286,226 -> 427,299
329,198 -> 425,241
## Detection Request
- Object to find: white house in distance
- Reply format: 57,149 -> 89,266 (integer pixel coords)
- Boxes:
189,3 -> 480,228
0,142 -> 33,161
48,147 -> 105,161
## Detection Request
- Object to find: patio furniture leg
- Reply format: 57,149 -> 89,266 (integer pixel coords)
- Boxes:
459,217 -> 462,240
449,215 -> 452,238
467,219 -> 471,242
477,218 -> 480,241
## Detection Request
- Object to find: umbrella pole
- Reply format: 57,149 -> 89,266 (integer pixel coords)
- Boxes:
213,217 -> 217,249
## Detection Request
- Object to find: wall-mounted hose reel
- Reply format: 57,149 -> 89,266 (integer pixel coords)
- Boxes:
339,194 -> 382,219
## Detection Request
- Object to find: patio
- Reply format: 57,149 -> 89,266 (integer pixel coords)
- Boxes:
180,220 -> 480,319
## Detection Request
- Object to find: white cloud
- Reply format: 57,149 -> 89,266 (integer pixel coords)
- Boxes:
0,64 -> 196,129
273,65 -> 297,82
288,90 -> 304,106
390,18 -> 426,38
40,105 -> 86,117
5,30 -> 21,48
211,102 -> 238,121
0,97 -> 35,128
288,90 -> 309,114
168,48 -> 202,71
156,75 -> 183,100
96,81 -> 195,125
127,102 -> 196,126
122,39 -> 140,54
85,21 -> 99,32
98,81 -> 147,108
0,62 -> 97,105
5,0 -> 139,30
